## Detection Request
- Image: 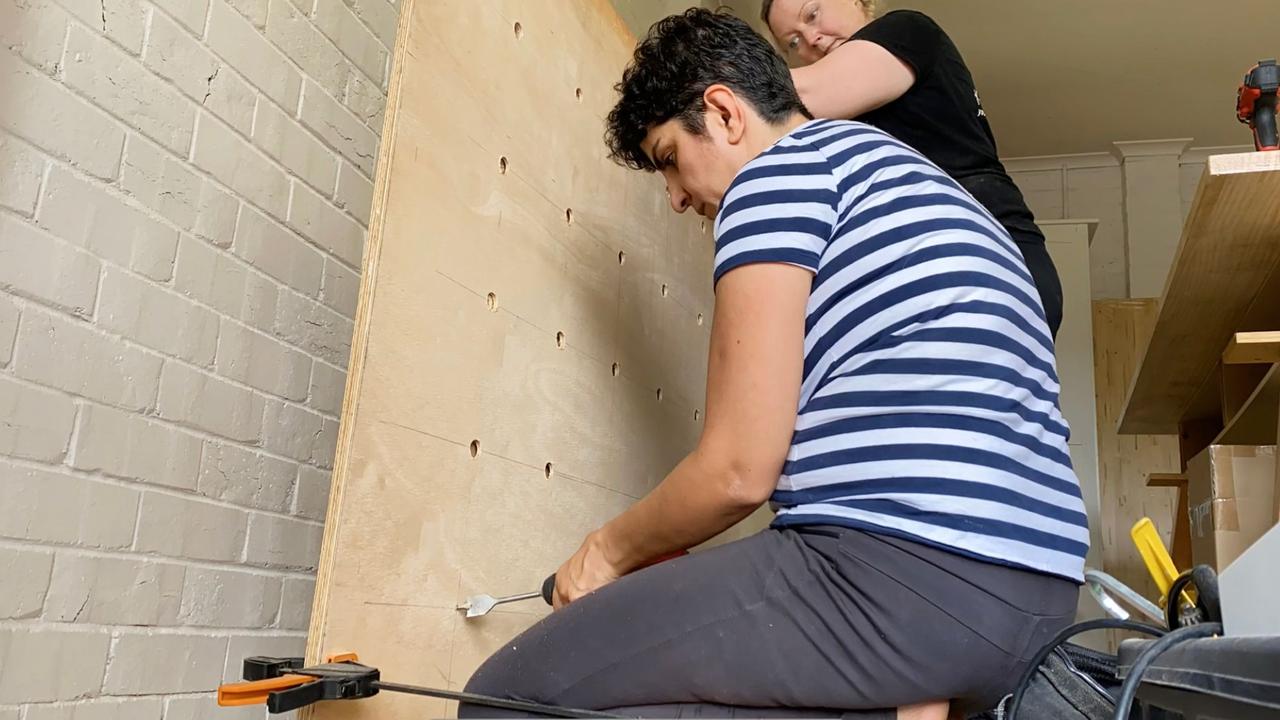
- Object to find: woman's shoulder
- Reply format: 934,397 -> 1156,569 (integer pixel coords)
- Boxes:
864,9 -> 945,33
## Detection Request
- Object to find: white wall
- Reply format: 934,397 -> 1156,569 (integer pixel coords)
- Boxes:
1005,144 -> 1251,299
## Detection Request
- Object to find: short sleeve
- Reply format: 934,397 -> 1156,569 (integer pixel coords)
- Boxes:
712,152 -> 839,286
850,10 -> 946,81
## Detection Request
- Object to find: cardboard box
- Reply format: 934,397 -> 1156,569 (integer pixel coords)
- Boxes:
1186,445 -> 1277,571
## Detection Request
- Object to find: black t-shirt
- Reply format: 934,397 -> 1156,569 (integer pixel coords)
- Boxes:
850,11 -> 1043,245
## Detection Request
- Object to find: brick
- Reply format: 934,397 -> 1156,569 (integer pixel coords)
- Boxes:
98,267 -> 220,365
243,271 -> 282,334
274,289 -> 353,367
134,492 -> 248,562
320,257 -> 359,318
252,98 -> 339,194
120,134 -> 200,229
179,566 -> 282,627
161,0 -> 211,34
0,0 -> 71,74
225,0 -> 267,27
307,360 -> 345,415
192,113 -> 290,220
0,375 -> 76,463
59,0 -> 147,54
156,361 -> 266,442
24,697 -> 164,720
0,627 -> 110,703
217,319 -> 312,400
299,80 -> 377,176
278,576 -> 315,630
199,440 -> 297,512
234,205 -> 324,296
314,417 -> 337,468
260,399 -> 326,463
63,25 -> 195,155
0,130 -> 46,216
350,0 -> 397,49
0,459 -> 139,549
334,160 -> 373,225
344,70 -> 385,135
206,0 -> 302,110
0,294 -> 17,366
266,0 -> 349,98
101,632 -> 228,694
145,11 -> 256,136
43,553 -> 183,625
294,465 -> 330,521
193,183 -> 240,247
15,309 -> 162,410
245,512 -> 322,570
165,696 -> 263,720
0,52 -> 124,179
0,213 -> 100,319
0,547 -> 54,619
40,166 -> 180,282
71,403 -> 202,491
288,181 -> 363,267
174,236 -> 248,318
314,0 -> 387,84
222,635 -> 305,683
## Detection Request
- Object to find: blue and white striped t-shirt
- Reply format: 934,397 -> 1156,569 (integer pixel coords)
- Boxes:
714,119 -> 1088,582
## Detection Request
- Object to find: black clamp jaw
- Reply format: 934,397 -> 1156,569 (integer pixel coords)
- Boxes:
222,655 -> 380,713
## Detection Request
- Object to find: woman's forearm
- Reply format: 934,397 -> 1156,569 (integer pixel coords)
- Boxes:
593,448 -> 767,574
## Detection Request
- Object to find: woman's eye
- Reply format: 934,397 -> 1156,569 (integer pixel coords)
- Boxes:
807,9 -> 818,22
787,36 -> 799,51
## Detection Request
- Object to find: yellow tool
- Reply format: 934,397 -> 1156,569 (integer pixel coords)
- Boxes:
1131,518 -> 1195,610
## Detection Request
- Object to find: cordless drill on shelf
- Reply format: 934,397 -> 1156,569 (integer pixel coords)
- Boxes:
1237,58 -> 1279,151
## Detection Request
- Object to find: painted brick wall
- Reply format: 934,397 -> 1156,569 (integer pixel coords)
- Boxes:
0,0 -> 392,715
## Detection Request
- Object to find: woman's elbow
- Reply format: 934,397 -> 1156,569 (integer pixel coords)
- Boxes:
703,454 -> 782,510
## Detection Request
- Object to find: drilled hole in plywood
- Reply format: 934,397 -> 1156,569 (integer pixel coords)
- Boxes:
513,21 -> 523,38
618,250 -> 627,265
611,362 -> 620,377
499,156 -> 508,174
700,219 -> 707,233
656,387 -> 664,402
697,313 -> 704,326
555,331 -> 566,349
486,292 -> 499,312
575,87 -> 583,102
469,440 -> 480,458
694,409 -> 701,421
565,208 -> 574,225
544,462 -> 554,478
660,284 -> 669,297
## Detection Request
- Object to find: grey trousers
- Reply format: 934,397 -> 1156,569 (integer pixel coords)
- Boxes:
460,526 -> 1077,718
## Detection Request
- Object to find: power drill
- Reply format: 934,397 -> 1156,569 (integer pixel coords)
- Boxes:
1237,58 -> 1279,151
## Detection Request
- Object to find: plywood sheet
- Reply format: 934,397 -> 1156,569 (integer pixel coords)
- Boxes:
1119,151 -> 1280,435
1093,300 -> 1181,604
303,2 -> 750,716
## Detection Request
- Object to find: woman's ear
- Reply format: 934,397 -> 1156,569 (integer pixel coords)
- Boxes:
703,84 -> 747,145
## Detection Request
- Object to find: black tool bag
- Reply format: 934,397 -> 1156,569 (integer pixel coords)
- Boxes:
972,619 -> 1165,720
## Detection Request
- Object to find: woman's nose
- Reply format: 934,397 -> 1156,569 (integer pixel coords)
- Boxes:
668,186 -> 691,214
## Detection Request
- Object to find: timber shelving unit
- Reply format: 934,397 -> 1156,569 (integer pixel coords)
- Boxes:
1118,151 -> 1280,567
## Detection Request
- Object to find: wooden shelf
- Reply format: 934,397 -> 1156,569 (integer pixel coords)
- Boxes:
1224,331 -> 1280,365
1215,363 -> 1280,446
1118,151 -> 1280,436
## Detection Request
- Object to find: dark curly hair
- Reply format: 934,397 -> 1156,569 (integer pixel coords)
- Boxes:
604,8 -> 809,171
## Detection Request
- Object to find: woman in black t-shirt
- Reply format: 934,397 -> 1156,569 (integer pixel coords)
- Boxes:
763,0 -> 1064,339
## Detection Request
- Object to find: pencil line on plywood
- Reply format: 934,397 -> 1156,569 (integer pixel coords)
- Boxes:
434,269 -> 611,367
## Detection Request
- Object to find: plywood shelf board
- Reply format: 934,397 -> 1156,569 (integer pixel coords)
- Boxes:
1118,151 -> 1280,435
1214,363 -> 1280,447
1223,331 -> 1280,365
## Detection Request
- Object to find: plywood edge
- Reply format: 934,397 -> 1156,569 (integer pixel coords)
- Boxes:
1207,150 -> 1280,176
305,0 -> 417,666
